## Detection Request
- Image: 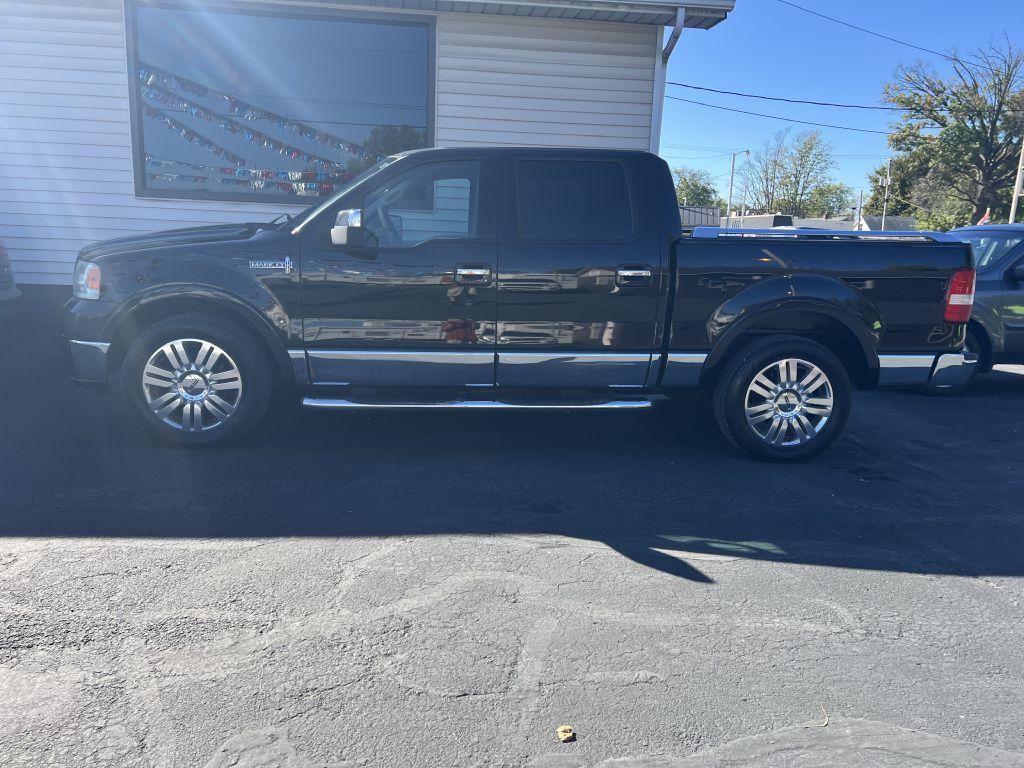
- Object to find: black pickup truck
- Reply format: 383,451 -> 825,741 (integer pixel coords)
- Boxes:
65,147 -> 976,460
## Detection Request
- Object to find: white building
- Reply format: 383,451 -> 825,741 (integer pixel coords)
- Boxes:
0,0 -> 734,285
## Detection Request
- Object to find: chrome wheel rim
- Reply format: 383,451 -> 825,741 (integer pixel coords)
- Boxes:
744,358 -> 833,447
141,338 -> 242,432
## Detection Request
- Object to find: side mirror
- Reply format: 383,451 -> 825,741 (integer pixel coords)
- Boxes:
1013,264 -> 1024,283
330,208 -> 362,246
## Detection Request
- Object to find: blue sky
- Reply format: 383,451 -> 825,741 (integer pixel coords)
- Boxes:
659,0 -> 1021,198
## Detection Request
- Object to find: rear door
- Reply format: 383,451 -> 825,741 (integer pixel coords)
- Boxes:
494,154 -> 664,389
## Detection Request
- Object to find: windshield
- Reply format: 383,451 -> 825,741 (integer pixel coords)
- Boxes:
955,231 -> 1024,268
288,156 -> 401,234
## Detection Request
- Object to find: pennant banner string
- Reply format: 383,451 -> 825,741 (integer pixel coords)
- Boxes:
145,154 -> 351,183
146,172 -> 337,195
140,81 -> 345,169
142,105 -> 246,166
137,62 -> 369,159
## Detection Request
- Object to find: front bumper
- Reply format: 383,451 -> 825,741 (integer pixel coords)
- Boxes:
66,338 -> 110,383
877,352 -> 978,389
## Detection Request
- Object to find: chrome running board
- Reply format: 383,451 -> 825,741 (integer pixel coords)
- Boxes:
301,397 -> 652,411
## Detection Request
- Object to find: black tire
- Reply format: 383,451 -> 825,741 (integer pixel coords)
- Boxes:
712,336 -> 852,462
118,313 -> 272,446
922,327 -> 982,396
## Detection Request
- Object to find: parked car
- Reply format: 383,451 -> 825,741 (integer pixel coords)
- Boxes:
0,241 -> 21,322
944,224 -> 1024,392
64,148 -> 975,461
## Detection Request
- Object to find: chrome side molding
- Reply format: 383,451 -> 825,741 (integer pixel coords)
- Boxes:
877,354 -> 936,386
68,339 -> 111,353
876,351 -> 978,388
305,349 -> 495,388
496,352 -> 652,388
301,397 -> 653,410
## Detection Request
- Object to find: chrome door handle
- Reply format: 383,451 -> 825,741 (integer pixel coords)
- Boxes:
616,266 -> 652,286
454,264 -> 491,285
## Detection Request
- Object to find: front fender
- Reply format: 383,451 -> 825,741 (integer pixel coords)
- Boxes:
101,279 -> 294,384
105,281 -> 287,344
704,274 -> 882,372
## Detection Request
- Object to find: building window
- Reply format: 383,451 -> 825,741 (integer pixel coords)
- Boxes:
127,3 -> 432,203
515,160 -> 633,241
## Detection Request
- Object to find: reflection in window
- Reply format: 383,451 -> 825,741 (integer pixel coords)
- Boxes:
363,162 -> 477,247
130,4 -> 430,201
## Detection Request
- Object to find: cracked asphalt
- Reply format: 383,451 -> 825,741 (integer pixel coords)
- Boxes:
1,290 -> 1023,767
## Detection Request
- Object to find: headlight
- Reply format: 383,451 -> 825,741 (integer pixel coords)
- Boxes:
73,261 -> 102,300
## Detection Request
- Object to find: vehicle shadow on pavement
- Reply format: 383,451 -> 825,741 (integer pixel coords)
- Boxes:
2,295 -> 1023,585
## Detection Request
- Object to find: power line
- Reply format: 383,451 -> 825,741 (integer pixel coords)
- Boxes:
772,0 -> 1003,77
660,142 -> 739,151
773,0 -> 951,60
666,82 -> 1023,120
664,94 -> 893,135
668,82 -> 900,111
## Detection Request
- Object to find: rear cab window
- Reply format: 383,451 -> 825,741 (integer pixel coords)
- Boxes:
515,159 -> 634,241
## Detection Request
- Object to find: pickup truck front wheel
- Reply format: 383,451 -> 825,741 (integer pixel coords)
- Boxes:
713,337 -> 851,461
118,314 -> 272,446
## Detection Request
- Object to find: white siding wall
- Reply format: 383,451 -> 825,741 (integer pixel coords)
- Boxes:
436,14 -> 657,149
0,0 -> 659,285
0,0 -> 308,284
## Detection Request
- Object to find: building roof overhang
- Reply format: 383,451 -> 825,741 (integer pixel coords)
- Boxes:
265,0 -> 735,26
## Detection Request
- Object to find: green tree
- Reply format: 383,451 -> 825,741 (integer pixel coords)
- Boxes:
741,130 -> 789,212
740,130 -> 842,217
882,39 -> 1024,224
910,170 -> 974,230
777,130 -> 836,217
864,150 -> 930,218
674,166 -> 721,208
345,125 -> 427,175
806,182 -> 855,218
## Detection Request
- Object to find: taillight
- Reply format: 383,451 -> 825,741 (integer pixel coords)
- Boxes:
944,268 -> 975,323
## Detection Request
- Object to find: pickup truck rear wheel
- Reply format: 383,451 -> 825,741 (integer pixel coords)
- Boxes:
118,313 -> 272,445
713,337 -> 851,461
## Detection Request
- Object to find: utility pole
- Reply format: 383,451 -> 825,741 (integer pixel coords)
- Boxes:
855,190 -> 864,231
725,149 -> 749,228
881,158 -> 892,230
1010,140 -> 1024,224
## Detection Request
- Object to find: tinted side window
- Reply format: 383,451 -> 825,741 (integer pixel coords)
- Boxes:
516,160 -> 632,241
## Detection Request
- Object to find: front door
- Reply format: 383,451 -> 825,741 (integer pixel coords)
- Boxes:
300,157 -> 497,387
495,155 -> 664,389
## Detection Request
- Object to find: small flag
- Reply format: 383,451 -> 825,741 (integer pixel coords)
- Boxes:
976,208 -> 991,226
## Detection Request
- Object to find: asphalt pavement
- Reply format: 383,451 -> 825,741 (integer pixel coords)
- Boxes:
1,290 -> 1022,767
